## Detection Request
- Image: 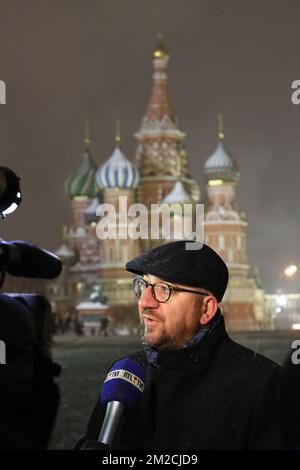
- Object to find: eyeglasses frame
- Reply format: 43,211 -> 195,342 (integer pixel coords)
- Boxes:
132,277 -> 210,303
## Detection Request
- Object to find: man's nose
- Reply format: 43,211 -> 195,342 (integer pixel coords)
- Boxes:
138,286 -> 159,309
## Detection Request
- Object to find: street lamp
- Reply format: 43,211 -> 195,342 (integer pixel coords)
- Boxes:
284,265 -> 298,277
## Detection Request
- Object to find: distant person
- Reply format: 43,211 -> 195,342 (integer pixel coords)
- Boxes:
74,318 -> 83,336
64,314 -> 71,332
100,315 -> 108,337
77,241 -> 286,450
58,315 -> 64,334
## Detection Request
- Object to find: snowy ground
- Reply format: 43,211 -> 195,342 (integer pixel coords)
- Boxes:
49,335 -> 140,450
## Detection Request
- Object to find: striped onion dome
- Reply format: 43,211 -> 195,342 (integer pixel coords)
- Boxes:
163,181 -> 192,204
204,140 -> 239,182
65,147 -> 98,198
96,146 -> 139,190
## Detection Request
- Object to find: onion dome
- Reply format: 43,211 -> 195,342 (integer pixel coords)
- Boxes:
163,154 -> 193,204
163,181 -> 192,204
97,124 -> 139,190
204,115 -> 239,183
65,123 -> 98,198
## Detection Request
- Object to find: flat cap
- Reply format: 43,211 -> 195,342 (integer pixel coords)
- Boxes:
126,240 -> 228,302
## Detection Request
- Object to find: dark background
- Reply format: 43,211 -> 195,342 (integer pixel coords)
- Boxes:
0,0 -> 299,292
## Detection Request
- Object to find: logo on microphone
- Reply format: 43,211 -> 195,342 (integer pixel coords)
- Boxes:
104,369 -> 145,393
0,340 -> 6,365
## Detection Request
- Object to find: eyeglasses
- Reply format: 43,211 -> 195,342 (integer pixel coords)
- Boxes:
132,277 -> 209,304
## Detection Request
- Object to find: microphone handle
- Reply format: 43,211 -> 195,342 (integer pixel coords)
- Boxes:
98,401 -> 125,445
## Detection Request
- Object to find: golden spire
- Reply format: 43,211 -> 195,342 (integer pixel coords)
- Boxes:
84,120 -> 91,148
176,153 -> 182,178
153,33 -> 170,60
115,120 -> 121,147
218,114 -> 225,140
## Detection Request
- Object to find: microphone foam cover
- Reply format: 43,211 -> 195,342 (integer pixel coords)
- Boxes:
101,358 -> 145,411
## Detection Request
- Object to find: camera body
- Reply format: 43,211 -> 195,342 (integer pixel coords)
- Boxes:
0,166 -> 62,449
0,293 -> 61,449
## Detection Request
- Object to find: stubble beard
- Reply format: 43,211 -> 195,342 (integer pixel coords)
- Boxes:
140,309 -> 177,350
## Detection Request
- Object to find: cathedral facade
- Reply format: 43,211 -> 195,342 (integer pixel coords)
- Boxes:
51,37 -> 272,332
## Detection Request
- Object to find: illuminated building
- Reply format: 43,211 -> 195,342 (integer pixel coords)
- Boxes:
50,38 -> 271,332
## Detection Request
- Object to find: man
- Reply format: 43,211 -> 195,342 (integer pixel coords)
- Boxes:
77,240 -> 284,450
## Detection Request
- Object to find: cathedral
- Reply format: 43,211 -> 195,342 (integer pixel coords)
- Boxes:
51,37 -> 272,332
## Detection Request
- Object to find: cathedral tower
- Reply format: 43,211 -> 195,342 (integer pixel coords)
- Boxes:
135,35 -> 200,212
64,122 -> 98,261
204,116 -> 267,330
96,125 -> 140,316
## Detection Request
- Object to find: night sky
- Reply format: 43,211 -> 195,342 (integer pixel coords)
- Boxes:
0,0 -> 299,293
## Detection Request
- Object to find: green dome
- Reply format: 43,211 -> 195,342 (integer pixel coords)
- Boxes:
204,141 -> 239,183
65,148 -> 98,199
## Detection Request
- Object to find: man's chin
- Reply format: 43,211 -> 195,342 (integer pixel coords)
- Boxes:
144,333 -> 174,349
143,332 -> 162,349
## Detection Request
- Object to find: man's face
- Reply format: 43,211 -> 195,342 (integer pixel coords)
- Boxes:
138,274 -> 207,350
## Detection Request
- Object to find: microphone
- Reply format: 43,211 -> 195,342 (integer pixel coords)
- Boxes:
98,358 -> 145,446
0,240 -> 62,279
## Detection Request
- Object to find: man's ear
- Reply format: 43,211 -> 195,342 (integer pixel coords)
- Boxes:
199,295 -> 218,325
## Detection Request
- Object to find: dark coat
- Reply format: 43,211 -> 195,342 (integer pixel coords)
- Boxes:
77,316 -> 285,450
280,350 -> 300,448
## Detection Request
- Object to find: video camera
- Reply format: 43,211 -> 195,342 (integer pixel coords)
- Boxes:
0,167 -> 62,449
